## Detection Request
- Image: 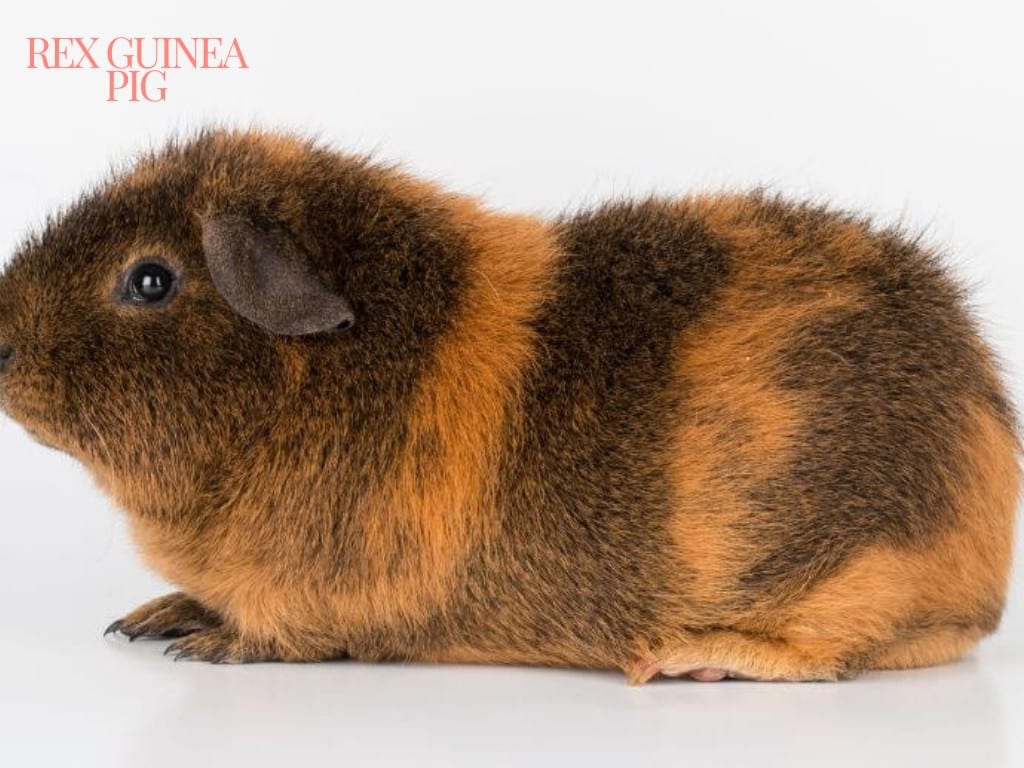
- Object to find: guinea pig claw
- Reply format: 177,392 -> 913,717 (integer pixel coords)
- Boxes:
165,637 -> 202,662
104,619 -> 149,641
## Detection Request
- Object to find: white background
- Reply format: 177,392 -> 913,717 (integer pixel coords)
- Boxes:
1,1 -> 1022,766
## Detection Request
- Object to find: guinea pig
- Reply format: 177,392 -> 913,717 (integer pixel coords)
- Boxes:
0,129 -> 1018,683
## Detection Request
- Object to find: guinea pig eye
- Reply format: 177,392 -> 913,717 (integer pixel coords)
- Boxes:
124,261 -> 178,306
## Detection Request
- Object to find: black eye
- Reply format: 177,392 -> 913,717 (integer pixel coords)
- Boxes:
126,262 -> 177,306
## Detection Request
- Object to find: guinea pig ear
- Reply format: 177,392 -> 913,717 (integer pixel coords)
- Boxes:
201,214 -> 355,336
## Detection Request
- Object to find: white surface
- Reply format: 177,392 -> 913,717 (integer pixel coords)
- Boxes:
2,1 -> 1023,766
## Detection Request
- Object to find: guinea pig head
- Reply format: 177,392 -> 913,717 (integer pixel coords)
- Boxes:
0,132 -> 386,518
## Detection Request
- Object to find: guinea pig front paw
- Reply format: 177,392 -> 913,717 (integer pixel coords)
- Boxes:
105,591 -> 220,641
163,627 -> 282,664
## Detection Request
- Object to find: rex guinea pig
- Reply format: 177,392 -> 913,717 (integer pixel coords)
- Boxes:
0,130 -> 1018,683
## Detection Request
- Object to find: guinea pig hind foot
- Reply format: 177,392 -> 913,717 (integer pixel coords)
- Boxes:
688,668 -> 730,682
625,629 -> 842,685
105,591 -> 221,642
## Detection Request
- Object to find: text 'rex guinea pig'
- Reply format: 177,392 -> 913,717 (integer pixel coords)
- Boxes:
0,129 -> 1018,683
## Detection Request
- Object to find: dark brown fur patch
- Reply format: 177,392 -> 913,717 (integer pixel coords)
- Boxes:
417,199 -> 732,667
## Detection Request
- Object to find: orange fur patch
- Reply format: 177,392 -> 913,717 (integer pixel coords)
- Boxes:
348,199 -> 559,627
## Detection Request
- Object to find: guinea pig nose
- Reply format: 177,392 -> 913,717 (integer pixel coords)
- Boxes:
0,343 -> 13,374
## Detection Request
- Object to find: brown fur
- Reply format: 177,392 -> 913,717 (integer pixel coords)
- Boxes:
0,129 -> 1017,680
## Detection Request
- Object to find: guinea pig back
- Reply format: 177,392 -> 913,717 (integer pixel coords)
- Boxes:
0,130 -> 1017,682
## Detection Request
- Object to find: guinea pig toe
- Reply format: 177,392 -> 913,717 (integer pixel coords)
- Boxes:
628,661 -> 733,684
625,646 -> 741,684
689,668 -> 729,682
105,592 -> 220,642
